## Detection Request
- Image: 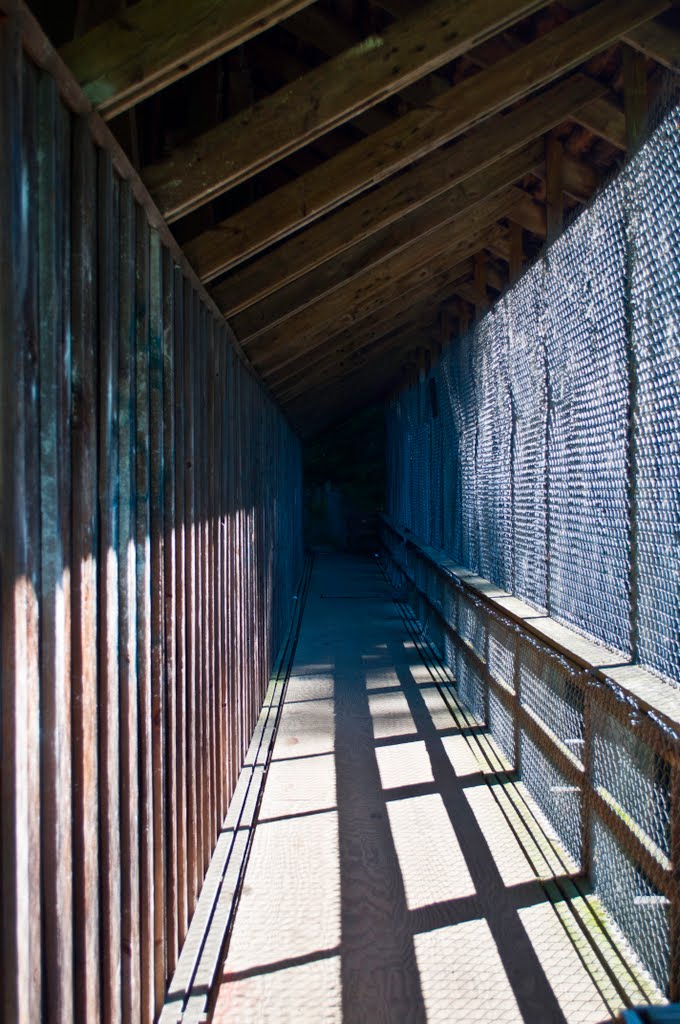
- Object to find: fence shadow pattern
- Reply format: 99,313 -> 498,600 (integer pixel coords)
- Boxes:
382,520 -> 680,1001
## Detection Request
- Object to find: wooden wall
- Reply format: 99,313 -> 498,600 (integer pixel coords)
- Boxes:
0,11 -> 303,1023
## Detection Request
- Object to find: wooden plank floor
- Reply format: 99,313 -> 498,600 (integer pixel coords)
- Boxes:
210,553 -> 629,1023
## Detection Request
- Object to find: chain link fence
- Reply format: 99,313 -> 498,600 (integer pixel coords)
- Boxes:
386,92 -> 680,686
383,90 -> 680,1000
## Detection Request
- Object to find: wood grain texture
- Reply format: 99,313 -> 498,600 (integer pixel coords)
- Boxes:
145,0 -> 550,220
2,13 -> 305,1023
0,23 -> 42,1023
230,143 -> 544,344
247,195 -> 520,373
59,0 -> 317,118
118,180 -> 142,1024
38,71 -> 74,1024
190,0 -> 666,278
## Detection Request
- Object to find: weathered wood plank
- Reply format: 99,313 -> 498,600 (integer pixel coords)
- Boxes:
231,142 -> 543,343
623,44 -> 648,151
173,269 -> 188,949
184,283 -> 199,916
277,326 -> 434,404
545,133 -> 563,243
0,23 -> 42,1022
162,247 -> 179,976
267,261 -> 473,393
572,93 -> 627,149
149,230 -> 167,1010
118,180 -> 141,1024
71,114 -> 101,1024
96,149 -> 122,1024
191,0 -> 667,279
134,204 -> 155,1024
509,219 -> 524,284
200,74 -> 606,291
37,70 -> 74,1024
59,0 -> 318,119
624,17 -> 680,71
145,0 -> 550,221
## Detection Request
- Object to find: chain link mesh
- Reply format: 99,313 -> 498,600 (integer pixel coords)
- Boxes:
591,814 -> 670,993
382,92 -> 680,993
385,90 -> 680,688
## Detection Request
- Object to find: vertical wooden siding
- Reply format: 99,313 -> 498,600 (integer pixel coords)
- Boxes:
0,17 -> 304,1024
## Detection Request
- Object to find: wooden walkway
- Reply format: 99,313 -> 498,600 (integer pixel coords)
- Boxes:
210,554 -> 634,1023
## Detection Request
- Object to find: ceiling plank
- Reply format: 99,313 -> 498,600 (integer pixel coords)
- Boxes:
280,329 -> 430,405
206,74 -> 603,302
188,0 -> 665,278
231,141 -> 543,342
59,0 -> 318,119
145,0 -> 551,221
249,214 -> 512,376
276,325 -> 433,403
269,264 -> 473,394
507,193 -> 547,238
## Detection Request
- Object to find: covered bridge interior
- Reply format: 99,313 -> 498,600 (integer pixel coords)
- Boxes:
2,0 -> 680,1020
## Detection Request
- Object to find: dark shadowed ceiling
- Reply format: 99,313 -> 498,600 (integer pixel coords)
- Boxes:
30,0 -> 680,435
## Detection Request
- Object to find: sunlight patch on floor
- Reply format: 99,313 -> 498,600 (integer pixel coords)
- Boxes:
387,793 -> 476,910
376,739 -> 433,791
368,690 -> 418,739
414,919 -> 522,1023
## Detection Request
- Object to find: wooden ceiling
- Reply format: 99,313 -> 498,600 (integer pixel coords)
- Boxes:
53,0 -> 680,436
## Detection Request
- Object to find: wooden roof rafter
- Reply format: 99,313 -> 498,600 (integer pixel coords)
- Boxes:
49,0 -> 680,436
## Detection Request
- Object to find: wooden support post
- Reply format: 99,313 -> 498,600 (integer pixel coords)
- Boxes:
623,44 -> 648,152
545,132 -> 563,244
474,250 -> 488,319
509,220 -> 524,285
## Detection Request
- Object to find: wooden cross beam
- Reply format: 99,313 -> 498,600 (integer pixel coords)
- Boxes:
188,0 -> 666,278
143,0 -> 551,222
229,142 -> 543,344
59,0 -> 318,119
245,198 -> 518,374
199,74 -> 606,293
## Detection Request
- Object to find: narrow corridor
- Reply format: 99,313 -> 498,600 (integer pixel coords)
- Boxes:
210,554 -> 641,1023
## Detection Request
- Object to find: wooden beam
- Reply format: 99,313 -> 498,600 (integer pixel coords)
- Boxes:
200,75 -> 607,295
268,265 -> 473,395
284,6 -> 452,119
230,142 -> 543,343
188,0 -> 666,276
532,151 -> 600,203
276,326 -> 432,404
246,195 -> 518,373
572,94 -> 626,149
623,17 -> 680,71
257,231 -> 507,383
59,0 -> 317,119
144,0 -> 551,222
263,258 -> 477,389
474,251 -> 489,317
286,367 -> 400,432
509,220 -> 524,284
545,133 -> 563,244
623,44 -> 648,151
508,193 -> 547,239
